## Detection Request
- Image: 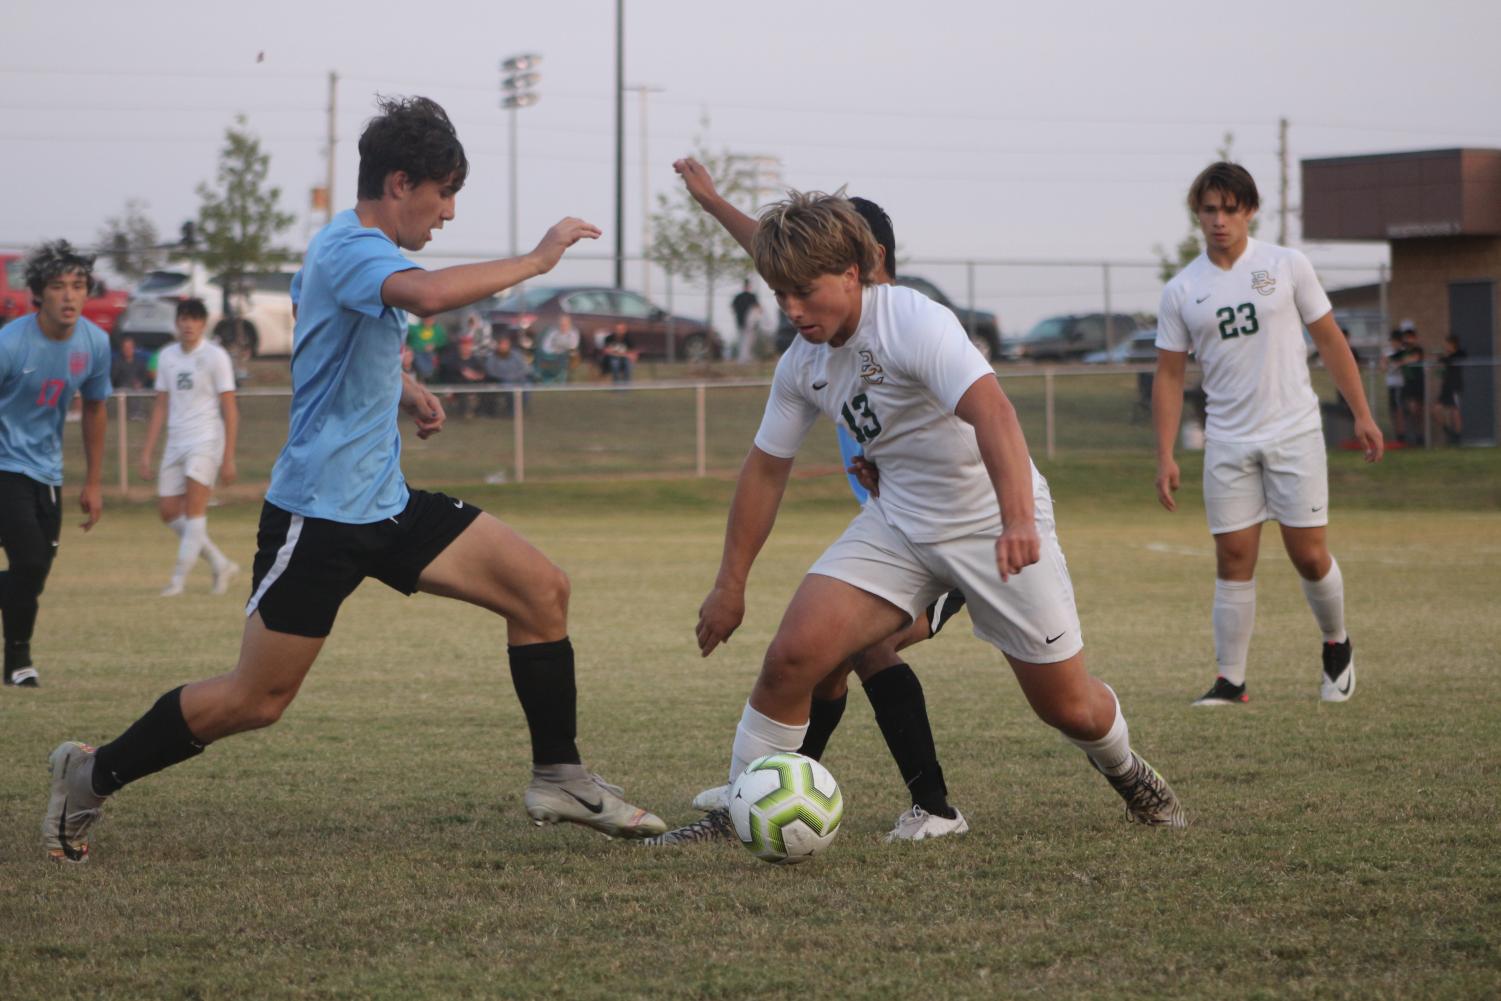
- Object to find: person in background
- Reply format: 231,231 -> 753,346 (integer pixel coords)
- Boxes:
406,314 -> 446,382
535,313 -> 579,383
111,334 -> 152,420
731,279 -> 762,363
1434,333 -> 1465,445
602,322 -> 637,384
437,331 -> 493,417
1383,328 -> 1407,442
484,332 -> 532,417
1398,326 -> 1426,445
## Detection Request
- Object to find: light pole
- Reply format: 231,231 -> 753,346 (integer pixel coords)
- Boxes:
626,83 -> 662,296
501,53 -> 542,258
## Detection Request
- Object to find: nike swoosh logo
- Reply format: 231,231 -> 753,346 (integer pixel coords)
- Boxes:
1312,505 -> 1324,512
1045,631 -> 1066,644
453,499 -> 463,509
812,380 -> 828,390
1195,294 -> 1211,304
23,367 -> 37,374
564,789 -> 605,814
1337,673 -> 1352,695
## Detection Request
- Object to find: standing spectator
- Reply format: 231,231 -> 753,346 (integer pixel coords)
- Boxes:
536,313 -> 579,383
602,322 -> 637,384
1434,333 -> 1465,445
484,332 -> 532,417
406,314 -> 446,382
437,332 -> 493,417
111,334 -> 152,420
731,279 -> 762,362
462,311 -> 493,357
1399,325 -> 1426,444
1383,329 -> 1407,442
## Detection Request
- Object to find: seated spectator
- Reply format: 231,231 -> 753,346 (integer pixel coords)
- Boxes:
535,313 -> 579,384
111,334 -> 152,419
484,333 -> 533,417
602,322 -> 638,384
437,332 -> 493,417
461,311 -> 493,358
406,314 -> 446,382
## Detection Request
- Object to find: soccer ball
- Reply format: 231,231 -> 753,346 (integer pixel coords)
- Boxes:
728,752 -> 844,865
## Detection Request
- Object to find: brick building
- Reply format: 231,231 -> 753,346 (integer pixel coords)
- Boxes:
1302,148 -> 1498,444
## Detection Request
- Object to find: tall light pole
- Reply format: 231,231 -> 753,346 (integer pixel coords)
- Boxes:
501,53 -> 542,258
613,0 -> 625,288
626,83 -> 662,296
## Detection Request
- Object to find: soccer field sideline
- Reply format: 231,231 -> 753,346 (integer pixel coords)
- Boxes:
2,465 -> 1498,999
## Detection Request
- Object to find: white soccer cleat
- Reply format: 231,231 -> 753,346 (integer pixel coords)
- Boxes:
211,561 -> 241,596
523,770 -> 667,839
43,741 -> 109,863
160,580 -> 186,598
691,782 -> 731,812
1094,752 -> 1188,829
884,804 -> 970,843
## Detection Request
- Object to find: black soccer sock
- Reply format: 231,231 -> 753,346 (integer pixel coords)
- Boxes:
1,558 -> 51,656
91,686 -> 206,796
508,638 -> 582,766
797,692 -> 848,761
863,663 -> 955,819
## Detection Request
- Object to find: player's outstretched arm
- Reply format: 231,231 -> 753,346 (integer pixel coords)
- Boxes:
381,217 -> 602,316
1308,312 -> 1384,463
79,398 -> 106,531
673,158 -> 759,255
1152,349 -> 1189,512
697,446 -> 794,657
955,377 -> 1038,581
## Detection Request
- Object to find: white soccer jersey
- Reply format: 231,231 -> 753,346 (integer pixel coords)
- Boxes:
1157,238 -> 1333,444
154,340 -> 236,450
755,284 -> 1037,543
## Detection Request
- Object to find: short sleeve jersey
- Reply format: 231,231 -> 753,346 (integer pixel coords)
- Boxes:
754,284 -> 1029,543
154,340 -> 236,450
266,210 -> 420,522
1157,238 -> 1332,443
0,314 -> 112,486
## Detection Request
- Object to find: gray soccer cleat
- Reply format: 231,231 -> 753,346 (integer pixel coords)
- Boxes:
211,560 -> 241,597
641,807 -> 737,846
691,782 -> 731,812
523,770 -> 666,839
43,741 -> 109,863
884,804 -> 970,843
1094,751 -> 1188,828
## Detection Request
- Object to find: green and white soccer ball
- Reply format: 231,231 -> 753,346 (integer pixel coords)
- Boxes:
728,752 -> 844,864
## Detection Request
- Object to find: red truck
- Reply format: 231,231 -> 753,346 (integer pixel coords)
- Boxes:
0,251 -> 130,335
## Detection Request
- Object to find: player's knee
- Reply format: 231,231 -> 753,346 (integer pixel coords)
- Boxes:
761,642 -> 819,694
1037,700 -> 1098,739
521,563 -> 570,634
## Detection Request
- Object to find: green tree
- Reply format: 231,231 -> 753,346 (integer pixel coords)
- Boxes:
196,115 -> 295,352
649,132 -> 756,352
97,199 -> 162,283
1154,132 -> 1259,283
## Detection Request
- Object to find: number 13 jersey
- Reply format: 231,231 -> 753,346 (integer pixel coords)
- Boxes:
755,283 -> 1039,543
1157,237 -> 1333,444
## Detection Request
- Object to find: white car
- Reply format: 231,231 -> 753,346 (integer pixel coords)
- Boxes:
118,264 -> 296,357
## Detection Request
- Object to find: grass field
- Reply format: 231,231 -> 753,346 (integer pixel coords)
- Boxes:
2,449 -> 1499,999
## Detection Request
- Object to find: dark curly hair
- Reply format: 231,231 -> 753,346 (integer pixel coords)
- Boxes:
356,95 -> 469,201
25,239 -> 95,303
849,197 -> 896,280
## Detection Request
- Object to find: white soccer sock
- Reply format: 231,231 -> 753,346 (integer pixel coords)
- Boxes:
167,515 -> 187,539
729,702 -> 808,784
1213,578 -> 1256,686
1068,684 -> 1132,777
198,529 -> 229,571
1299,558 -> 1347,643
172,516 -> 209,584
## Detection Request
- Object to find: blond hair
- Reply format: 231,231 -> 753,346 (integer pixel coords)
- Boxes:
752,190 -> 880,291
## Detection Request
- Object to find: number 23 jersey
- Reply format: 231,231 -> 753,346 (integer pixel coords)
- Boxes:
755,283 -> 1036,543
1157,237 -> 1333,444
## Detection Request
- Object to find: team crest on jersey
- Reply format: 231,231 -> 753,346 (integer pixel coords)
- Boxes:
69,351 -> 89,376
1250,270 -> 1277,296
857,350 -> 885,385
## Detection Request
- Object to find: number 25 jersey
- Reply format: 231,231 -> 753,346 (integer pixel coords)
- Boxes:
1157,238 -> 1333,444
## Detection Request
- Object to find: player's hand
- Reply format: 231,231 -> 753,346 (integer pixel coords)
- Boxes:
1155,458 -> 1181,512
138,455 -> 155,482
696,584 -> 746,657
527,217 -> 602,275
994,521 -> 1040,582
1354,416 -> 1385,463
403,383 -> 446,439
220,455 -> 238,485
79,483 -> 102,532
673,158 -> 721,210
847,454 -> 880,497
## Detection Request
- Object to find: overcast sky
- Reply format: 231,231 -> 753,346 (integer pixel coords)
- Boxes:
3,0 -> 1495,330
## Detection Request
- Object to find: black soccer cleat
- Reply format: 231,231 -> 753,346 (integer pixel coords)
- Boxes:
1192,676 -> 1248,706
4,666 -> 40,688
1320,638 -> 1355,702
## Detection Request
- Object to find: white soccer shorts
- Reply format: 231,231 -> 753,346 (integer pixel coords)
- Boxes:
807,495 -> 1083,665
158,439 -> 225,496
1203,427 -> 1329,534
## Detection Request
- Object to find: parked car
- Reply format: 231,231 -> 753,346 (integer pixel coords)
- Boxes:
486,285 -> 721,362
773,274 -> 1004,359
118,264 -> 296,356
1003,312 -> 1140,362
1083,328 -> 1159,364
0,252 -> 129,334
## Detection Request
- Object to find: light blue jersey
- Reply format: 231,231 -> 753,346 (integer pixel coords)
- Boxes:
0,314 -> 112,486
836,424 -> 869,505
266,210 -> 420,522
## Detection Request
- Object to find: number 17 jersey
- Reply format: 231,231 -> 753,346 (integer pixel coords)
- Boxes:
1157,238 -> 1332,444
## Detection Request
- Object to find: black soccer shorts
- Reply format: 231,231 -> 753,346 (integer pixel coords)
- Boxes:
245,489 -> 482,638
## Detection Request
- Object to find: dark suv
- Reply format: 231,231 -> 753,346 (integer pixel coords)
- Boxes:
1004,313 -> 1140,362
487,285 -> 721,362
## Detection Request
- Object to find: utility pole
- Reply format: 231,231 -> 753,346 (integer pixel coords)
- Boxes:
1278,116 -> 1289,245
325,70 -> 338,220
727,153 -> 783,209
613,0 -> 625,288
627,84 -> 663,296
